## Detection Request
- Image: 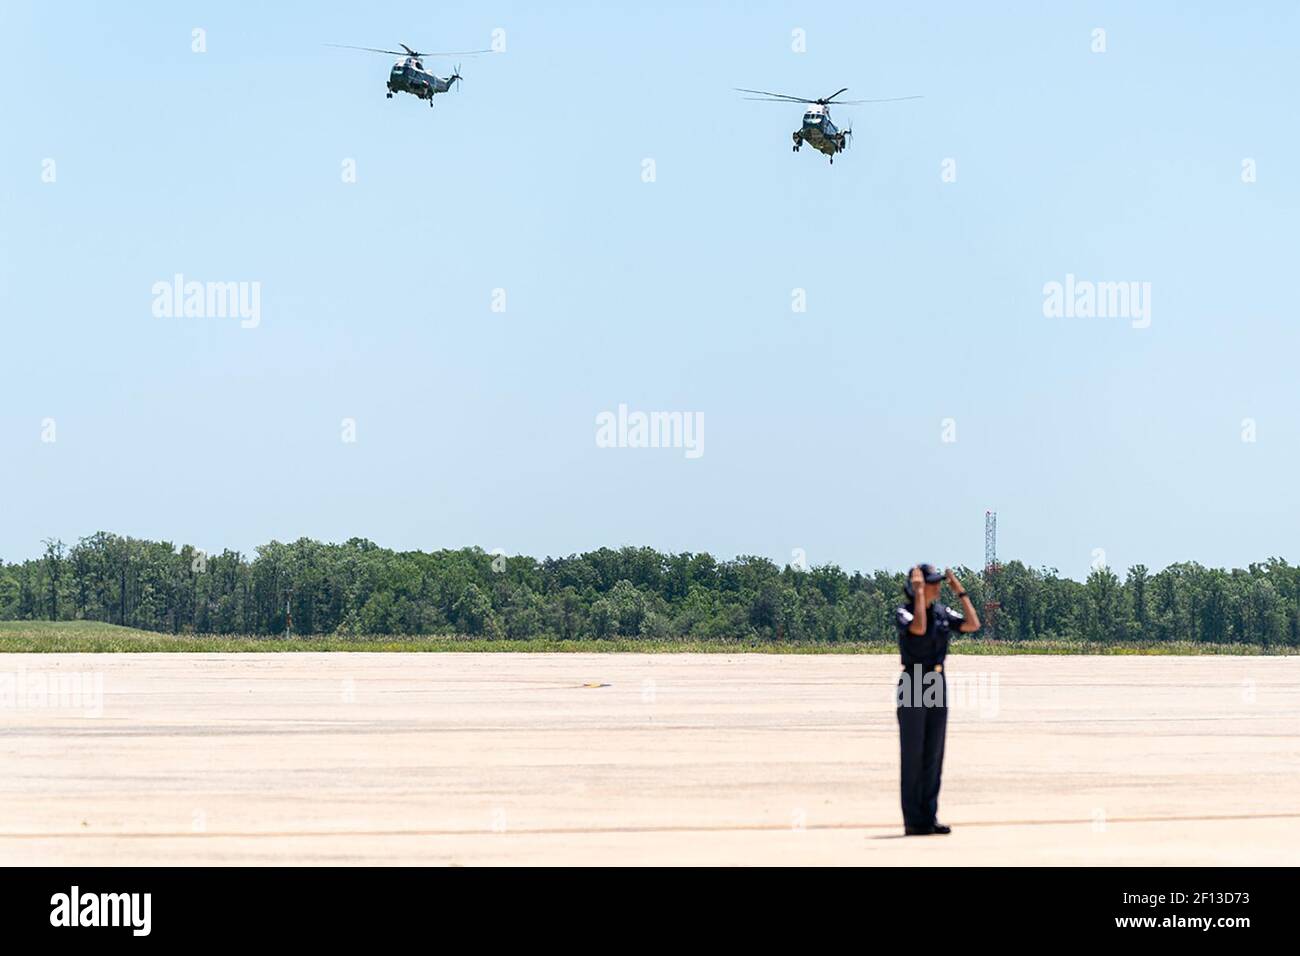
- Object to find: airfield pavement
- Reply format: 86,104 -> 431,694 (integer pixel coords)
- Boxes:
0,652 -> 1297,866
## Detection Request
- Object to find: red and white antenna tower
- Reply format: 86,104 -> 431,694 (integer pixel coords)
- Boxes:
984,510 -> 1000,639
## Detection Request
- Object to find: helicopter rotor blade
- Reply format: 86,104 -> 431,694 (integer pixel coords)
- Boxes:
326,42 -> 494,58
737,86 -> 923,106
325,43 -> 408,56
412,48 -> 493,57
832,95 -> 924,105
735,87 -> 816,103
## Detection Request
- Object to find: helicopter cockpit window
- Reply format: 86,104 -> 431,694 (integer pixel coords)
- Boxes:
414,61 -> 423,70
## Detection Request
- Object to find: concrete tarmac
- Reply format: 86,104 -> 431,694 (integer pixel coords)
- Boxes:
1,653 -> 1296,865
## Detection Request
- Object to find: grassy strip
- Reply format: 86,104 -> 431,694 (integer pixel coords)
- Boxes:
0,622 -> 1294,655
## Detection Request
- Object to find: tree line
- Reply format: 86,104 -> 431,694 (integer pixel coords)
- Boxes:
1,533 -> 1297,645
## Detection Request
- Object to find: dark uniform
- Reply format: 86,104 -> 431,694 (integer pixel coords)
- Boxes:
893,597 -> 964,833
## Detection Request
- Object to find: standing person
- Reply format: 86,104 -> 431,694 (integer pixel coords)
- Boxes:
893,563 -> 981,835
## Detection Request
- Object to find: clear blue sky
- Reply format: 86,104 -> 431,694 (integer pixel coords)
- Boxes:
2,1 -> 1297,579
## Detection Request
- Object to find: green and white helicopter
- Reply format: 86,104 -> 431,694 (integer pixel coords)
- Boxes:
328,42 -> 491,108
736,87 -> 922,164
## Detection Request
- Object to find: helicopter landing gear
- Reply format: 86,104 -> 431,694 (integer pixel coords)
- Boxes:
428,98 -> 435,108
386,92 -> 393,99
792,144 -> 800,152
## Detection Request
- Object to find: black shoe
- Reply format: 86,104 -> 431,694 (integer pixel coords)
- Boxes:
931,822 -> 952,835
904,825 -> 935,836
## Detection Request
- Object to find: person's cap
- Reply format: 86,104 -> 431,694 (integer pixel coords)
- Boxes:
916,563 -> 945,583
903,563 -> 946,599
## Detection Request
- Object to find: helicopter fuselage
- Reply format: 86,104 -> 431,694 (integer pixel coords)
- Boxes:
793,105 -> 847,158
387,58 -> 456,101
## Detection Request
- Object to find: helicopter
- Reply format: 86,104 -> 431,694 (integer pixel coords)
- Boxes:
327,42 -> 491,108
736,87 -> 922,164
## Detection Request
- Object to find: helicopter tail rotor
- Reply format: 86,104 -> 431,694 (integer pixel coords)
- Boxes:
451,62 -> 463,90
